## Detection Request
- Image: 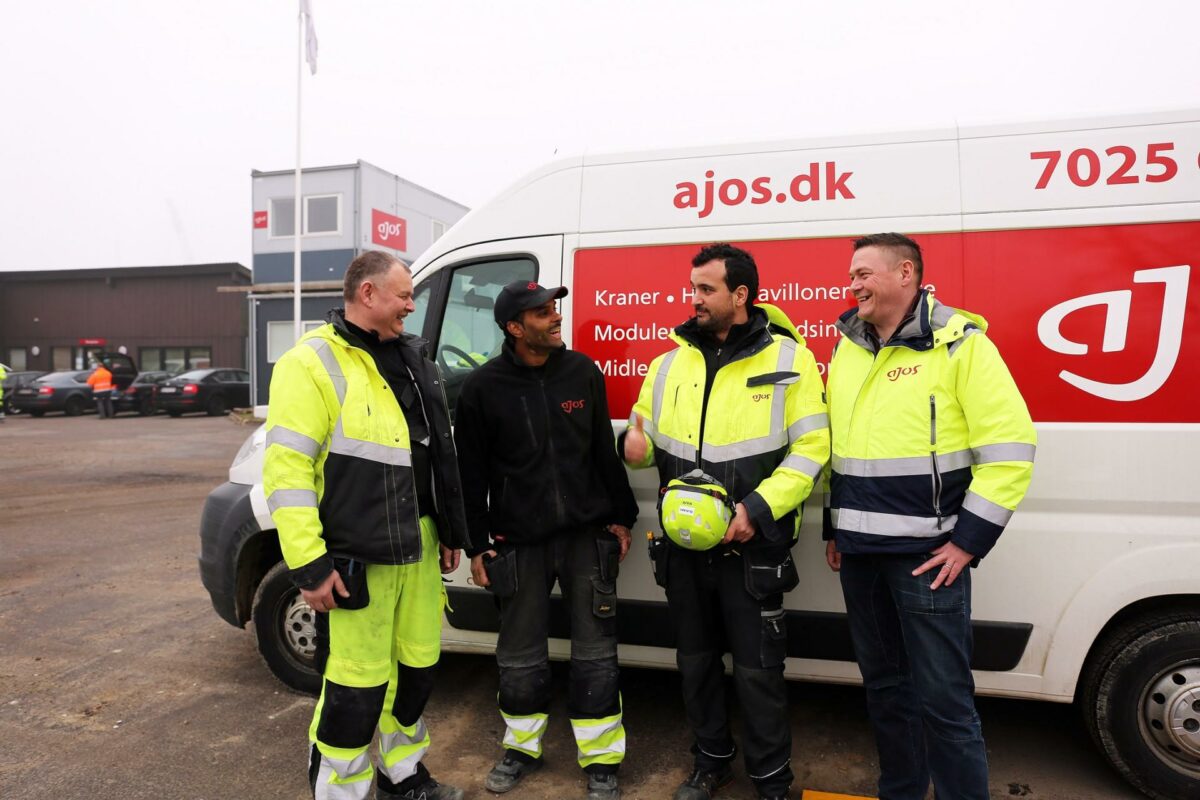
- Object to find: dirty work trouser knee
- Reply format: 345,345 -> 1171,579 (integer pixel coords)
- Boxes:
307,516 -> 445,800
494,530 -> 625,774
664,544 -> 794,797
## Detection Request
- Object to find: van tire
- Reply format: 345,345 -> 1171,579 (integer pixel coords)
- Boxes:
251,561 -> 322,696
1080,611 -> 1200,800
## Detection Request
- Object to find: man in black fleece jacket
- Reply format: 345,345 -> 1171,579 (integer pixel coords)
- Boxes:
453,280 -> 637,800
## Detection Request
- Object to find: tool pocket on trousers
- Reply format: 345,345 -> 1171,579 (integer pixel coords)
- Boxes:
484,548 -> 519,599
590,576 -> 617,621
332,557 -> 369,611
760,606 -> 788,668
596,533 -> 621,583
743,545 -> 800,600
648,536 -> 670,589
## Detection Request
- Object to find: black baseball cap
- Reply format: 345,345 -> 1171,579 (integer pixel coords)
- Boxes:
494,280 -> 568,329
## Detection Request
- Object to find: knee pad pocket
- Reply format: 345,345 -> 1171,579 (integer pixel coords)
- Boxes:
316,680 -> 387,749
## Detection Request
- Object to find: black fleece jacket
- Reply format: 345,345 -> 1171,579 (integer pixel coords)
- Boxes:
453,342 -> 638,557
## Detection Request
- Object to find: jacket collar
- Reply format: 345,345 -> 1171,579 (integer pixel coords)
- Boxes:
326,307 -> 429,356
835,290 -> 988,353
671,305 -> 776,361
499,339 -> 566,370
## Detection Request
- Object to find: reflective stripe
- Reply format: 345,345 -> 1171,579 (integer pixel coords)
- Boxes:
972,442 -> 1036,464
267,488 -> 318,512
704,431 -> 787,463
501,711 -> 549,758
314,752 -> 373,800
651,350 -> 679,426
571,713 -> 626,765
947,326 -> 981,357
305,338 -> 347,404
830,507 -> 958,537
329,419 -> 411,466
655,431 -> 697,462
788,412 -> 828,442
833,449 -> 973,477
775,337 -> 797,371
780,454 -> 823,479
267,425 -> 322,460
378,719 -> 430,785
961,490 -> 1014,527
749,757 -> 792,781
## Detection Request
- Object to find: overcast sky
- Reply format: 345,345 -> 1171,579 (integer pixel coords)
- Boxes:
1,0 -> 1196,271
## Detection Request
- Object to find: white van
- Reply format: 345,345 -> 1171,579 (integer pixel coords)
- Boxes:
200,108 -> 1200,800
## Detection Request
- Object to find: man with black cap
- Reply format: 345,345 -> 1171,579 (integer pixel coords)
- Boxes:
454,280 -> 638,800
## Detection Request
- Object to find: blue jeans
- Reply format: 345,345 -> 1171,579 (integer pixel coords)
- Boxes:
839,552 -> 988,800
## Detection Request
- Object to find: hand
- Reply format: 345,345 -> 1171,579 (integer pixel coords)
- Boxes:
623,414 -> 648,465
825,539 -> 841,572
721,503 -> 756,544
440,544 -> 461,574
470,550 -> 497,587
300,569 -> 349,613
606,524 -> 632,561
913,541 -> 975,590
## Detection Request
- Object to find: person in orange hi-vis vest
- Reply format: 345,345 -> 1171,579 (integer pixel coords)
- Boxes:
86,361 -> 115,419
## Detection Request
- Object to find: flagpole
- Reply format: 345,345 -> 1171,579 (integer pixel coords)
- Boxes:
293,1 -> 303,342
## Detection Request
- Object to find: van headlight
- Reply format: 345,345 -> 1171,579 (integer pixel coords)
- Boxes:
231,429 -> 263,469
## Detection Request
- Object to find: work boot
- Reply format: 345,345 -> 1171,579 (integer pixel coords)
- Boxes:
672,766 -> 734,800
485,754 -> 543,793
378,776 -> 464,800
586,771 -> 620,800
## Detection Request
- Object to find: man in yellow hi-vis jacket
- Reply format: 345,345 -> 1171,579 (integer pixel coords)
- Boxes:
264,251 -> 470,800
824,233 -> 1036,800
623,244 -> 830,800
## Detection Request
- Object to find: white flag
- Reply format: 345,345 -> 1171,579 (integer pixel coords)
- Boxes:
301,0 -> 318,75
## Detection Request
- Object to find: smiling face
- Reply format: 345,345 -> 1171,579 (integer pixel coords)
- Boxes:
358,262 -> 415,340
507,299 -> 563,358
848,245 -> 917,335
691,259 -> 747,339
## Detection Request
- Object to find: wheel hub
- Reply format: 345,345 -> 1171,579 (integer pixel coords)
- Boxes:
281,595 -> 317,661
1142,663 -> 1200,770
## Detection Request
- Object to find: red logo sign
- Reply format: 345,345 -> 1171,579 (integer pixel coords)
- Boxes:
372,209 -> 407,251
79,338 -> 107,346
572,221 -> 1200,424
253,211 -> 268,229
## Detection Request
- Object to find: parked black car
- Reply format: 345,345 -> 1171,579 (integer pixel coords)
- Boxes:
158,368 -> 251,417
114,370 -> 172,416
9,353 -> 140,416
11,370 -> 96,416
2,370 -> 47,414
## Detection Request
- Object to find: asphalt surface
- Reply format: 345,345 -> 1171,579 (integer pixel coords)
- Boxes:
0,414 -> 1140,799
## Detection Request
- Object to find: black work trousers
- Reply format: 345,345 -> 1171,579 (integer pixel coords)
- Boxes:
494,530 -> 623,772
663,544 -> 793,797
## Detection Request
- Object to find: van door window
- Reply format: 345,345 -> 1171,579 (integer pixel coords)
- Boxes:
434,257 -> 537,415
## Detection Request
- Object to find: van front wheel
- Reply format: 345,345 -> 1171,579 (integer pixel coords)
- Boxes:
1081,613 -> 1200,800
251,561 -> 322,695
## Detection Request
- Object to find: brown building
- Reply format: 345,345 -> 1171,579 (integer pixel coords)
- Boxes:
0,263 -> 251,373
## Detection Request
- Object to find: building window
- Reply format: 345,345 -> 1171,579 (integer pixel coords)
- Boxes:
7,348 -> 27,370
432,219 -> 446,242
52,346 -> 73,370
267,320 -> 323,362
269,194 -> 342,238
138,346 -> 216,374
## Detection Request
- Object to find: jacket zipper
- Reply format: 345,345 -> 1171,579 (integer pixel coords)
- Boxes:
536,380 -> 567,524
929,394 -> 943,530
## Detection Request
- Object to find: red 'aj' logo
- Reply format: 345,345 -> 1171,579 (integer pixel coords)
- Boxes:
561,399 -> 585,413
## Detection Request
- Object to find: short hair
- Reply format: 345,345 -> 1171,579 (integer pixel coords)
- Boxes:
853,233 -> 924,284
343,250 -> 409,303
691,243 -> 759,305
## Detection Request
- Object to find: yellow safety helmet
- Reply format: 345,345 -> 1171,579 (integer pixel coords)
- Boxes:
659,470 -> 733,551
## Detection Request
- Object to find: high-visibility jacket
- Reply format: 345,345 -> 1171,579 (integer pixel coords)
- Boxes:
86,366 -> 113,393
263,310 -> 470,589
626,304 -> 830,544
824,291 -> 1036,559
0,364 -> 7,402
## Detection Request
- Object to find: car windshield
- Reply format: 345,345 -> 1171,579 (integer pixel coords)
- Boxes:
174,370 -> 211,381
